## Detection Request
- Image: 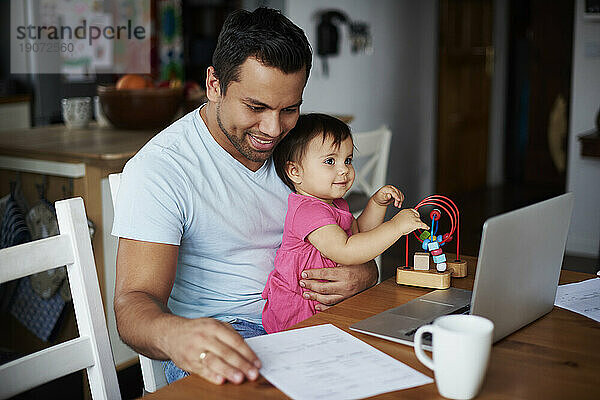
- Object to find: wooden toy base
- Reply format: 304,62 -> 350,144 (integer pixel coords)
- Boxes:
447,259 -> 468,277
396,267 -> 451,289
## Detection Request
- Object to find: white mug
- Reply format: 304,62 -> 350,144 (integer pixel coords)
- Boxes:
61,97 -> 91,129
414,314 -> 494,400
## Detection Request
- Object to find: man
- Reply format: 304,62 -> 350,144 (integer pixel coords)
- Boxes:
112,8 -> 378,386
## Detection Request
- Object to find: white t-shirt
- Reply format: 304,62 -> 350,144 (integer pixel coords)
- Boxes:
112,107 -> 290,324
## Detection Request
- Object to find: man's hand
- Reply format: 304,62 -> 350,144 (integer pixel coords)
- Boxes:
114,239 -> 260,386
164,317 -> 261,385
298,261 -> 378,311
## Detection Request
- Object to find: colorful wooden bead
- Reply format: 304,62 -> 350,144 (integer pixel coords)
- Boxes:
436,262 -> 447,272
433,254 -> 446,264
419,231 -> 431,241
431,248 -> 443,256
422,239 -> 431,250
427,241 -> 440,251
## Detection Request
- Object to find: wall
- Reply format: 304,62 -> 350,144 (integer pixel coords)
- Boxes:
285,0 -> 438,204
566,0 -> 600,257
487,0 -> 508,186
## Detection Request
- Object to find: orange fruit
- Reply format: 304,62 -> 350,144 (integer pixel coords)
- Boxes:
116,74 -> 152,90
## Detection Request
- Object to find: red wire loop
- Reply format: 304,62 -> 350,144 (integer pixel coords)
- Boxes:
404,195 -> 461,266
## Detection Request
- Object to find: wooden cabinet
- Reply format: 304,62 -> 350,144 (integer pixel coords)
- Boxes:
0,123 -> 156,369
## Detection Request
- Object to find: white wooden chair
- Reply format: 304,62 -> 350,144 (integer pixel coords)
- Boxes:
0,197 -> 121,400
108,173 -> 168,393
344,125 -> 392,279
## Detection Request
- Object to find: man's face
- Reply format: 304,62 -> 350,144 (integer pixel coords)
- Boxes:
207,57 -> 306,171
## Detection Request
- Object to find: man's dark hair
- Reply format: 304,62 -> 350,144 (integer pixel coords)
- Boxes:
213,7 -> 312,95
274,113 -> 352,191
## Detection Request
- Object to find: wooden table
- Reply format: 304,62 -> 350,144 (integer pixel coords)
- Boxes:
144,255 -> 600,399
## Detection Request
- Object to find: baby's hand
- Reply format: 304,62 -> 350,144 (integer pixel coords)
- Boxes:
372,185 -> 404,208
392,208 -> 429,235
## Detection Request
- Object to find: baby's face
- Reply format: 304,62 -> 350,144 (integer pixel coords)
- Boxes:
294,134 -> 355,203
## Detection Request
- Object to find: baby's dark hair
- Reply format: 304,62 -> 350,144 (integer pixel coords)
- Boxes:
274,113 -> 352,191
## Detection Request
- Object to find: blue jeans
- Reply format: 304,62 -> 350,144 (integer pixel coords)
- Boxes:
163,319 -> 267,384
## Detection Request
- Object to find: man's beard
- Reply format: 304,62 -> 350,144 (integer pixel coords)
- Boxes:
216,103 -> 274,163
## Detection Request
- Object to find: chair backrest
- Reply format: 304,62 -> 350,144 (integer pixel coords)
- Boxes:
346,125 -> 392,197
108,173 -> 168,393
344,126 -> 391,282
0,197 -> 121,400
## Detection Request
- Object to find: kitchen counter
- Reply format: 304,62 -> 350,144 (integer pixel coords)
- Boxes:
0,123 -> 156,166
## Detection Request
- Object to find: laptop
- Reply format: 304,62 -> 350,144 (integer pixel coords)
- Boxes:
349,193 -> 574,350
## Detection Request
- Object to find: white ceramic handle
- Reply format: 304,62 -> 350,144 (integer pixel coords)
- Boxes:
414,325 -> 435,370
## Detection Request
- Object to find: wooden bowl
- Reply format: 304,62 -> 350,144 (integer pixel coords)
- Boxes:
97,85 -> 184,130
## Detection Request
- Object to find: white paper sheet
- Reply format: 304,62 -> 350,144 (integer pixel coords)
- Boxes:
246,324 -> 433,400
554,278 -> 600,322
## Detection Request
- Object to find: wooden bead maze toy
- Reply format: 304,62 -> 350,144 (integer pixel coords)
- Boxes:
396,195 -> 468,289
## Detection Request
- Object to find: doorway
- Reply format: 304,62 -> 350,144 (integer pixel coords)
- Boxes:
505,0 -> 574,192
436,0 -> 494,195
436,0 -> 574,196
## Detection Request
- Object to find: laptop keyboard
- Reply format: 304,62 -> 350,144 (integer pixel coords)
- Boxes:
404,304 -> 471,339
